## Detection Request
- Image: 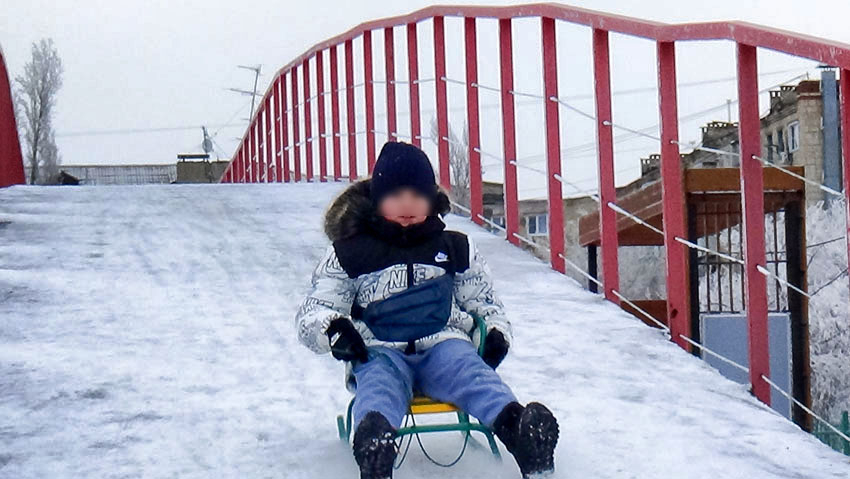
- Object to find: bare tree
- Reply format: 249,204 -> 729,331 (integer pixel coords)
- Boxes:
15,39 -> 63,185
429,118 -> 470,207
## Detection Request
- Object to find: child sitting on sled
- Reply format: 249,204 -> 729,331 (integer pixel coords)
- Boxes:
295,141 -> 559,479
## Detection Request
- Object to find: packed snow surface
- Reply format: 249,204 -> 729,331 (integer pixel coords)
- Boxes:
0,182 -> 847,478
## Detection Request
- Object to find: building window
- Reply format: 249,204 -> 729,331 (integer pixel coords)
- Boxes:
526,214 -> 548,236
787,121 -> 800,152
766,133 -> 773,162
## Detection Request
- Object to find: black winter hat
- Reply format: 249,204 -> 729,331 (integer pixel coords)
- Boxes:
370,141 -> 438,208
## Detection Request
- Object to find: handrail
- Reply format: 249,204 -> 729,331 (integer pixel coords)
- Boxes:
235,2 -> 850,144
0,47 -> 25,187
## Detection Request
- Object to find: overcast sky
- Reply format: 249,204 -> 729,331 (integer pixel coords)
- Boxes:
3,0 -> 849,195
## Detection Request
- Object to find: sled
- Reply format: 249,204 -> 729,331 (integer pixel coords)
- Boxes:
335,315 -> 502,463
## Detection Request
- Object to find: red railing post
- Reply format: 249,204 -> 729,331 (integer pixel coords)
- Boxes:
330,46 -> 342,180
303,59 -> 314,182
592,28 -> 620,303
657,41 -> 691,350
434,16 -> 451,190
541,17 -> 566,274
498,18 -> 519,246
244,125 -> 251,182
250,121 -> 258,183
464,17 -> 483,226
385,27 -> 397,142
280,73 -> 291,182
244,123 -> 250,182
236,147 -> 243,183
257,111 -> 265,182
737,42 -> 771,406
840,69 -> 850,294
264,96 -> 273,182
364,30 -> 377,173
235,148 -> 240,182
292,66 -> 302,182
345,39 -> 358,180
0,50 -> 24,187
243,144 -> 249,183
317,50 -> 328,182
273,77 -> 282,183
407,22 -> 421,148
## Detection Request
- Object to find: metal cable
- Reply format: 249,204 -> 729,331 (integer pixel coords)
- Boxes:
410,414 -> 471,468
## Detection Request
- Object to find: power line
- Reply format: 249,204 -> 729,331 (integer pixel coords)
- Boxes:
56,123 -> 245,138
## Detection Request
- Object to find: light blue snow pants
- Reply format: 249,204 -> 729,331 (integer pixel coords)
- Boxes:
351,338 -> 517,430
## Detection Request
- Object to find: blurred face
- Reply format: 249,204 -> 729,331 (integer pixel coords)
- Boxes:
378,188 -> 430,227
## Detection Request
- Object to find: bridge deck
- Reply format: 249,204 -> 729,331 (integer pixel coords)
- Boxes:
0,183 -> 845,478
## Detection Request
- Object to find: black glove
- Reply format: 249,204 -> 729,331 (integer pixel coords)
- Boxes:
326,318 -> 369,363
482,330 -> 509,369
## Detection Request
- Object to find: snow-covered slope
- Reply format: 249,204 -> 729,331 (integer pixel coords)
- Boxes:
0,182 -> 847,479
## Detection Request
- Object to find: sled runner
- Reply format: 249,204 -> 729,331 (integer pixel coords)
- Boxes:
336,315 -> 502,465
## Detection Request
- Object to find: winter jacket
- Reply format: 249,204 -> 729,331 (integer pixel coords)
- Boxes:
295,180 -> 513,365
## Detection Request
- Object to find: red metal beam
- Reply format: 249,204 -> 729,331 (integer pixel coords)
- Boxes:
242,146 -> 247,183
464,17 -> 482,226
256,114 -> 265,182
235,4 -> 850,176
236,5 -> 850,182
280,73 -> 291,182
235,148 -> 241,183
407,22 -> 421,148
737,42 -> 771,406
232,148 -> 238,182
273,77 -> 282,182
541,17 -> 565,274
317,50 -> 328,183
345,39 -> 358,180
263,5 -> 850,84
264,95 -> 273,182
251,119 -> 263,183
237,148 -> 243,182
657,41 -> 691,351
434,16 -> 451,190
244,122 -> 250,182
842,69 -> 850,297
0,50 -> 24,187
303,59 -> 314,182
249,121 -> 257,183
233,146 -> 240,183
330,46 -> 342,180
499,18 -> 518,246
255,120 -> 261,182
292,66 -> 302,182
385,27 -> 397,142
259,98 -> 267,182
592,28 -> 619,303
364,30 -> 377,173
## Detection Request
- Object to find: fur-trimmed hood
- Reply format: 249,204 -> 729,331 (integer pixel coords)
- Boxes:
323,179 -> 451,242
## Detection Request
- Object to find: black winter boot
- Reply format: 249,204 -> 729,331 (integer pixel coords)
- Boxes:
352,411 -> 398,479
493,402 -> 559,478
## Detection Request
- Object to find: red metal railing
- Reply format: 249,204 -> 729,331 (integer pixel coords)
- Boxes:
0,49 -> 25,188
220,3 -> 850,410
